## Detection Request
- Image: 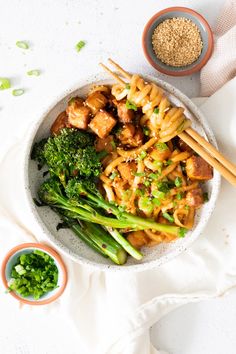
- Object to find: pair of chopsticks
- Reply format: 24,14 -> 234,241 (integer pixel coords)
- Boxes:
100,58 -> 236,187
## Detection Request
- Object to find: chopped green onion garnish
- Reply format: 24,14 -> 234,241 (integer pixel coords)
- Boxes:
111,140 -> 116,149
153,160 -> 163,170
175,177 -> 182,188
135,189 -> 145,196
16,41 -> 29,49
165,159 -> 173,166
27,69 -> 40,76
162,212 -> 174,223
154,107 -> 159,114
152,190 -> 165,199
110,171 -> 118,180
176,192 -> 183,200
179,227 -> 187,238
203,192 -> 209,202
0,78 -> 11,90
152,198 -> 161,206
156,142 -> 168,151
133,172 -> 146,177
139,150 -> 147,160
126,100 -> 137,111
184,205 -> 190,210
125,84 -> 130,90
139,196 -> 154,214
143,180 -> 151,187
173,201 -> 177,207
12,89 -> 24,96
149,173 -> 158,180
157,181 -> 173,193
75,40 -> 86,52
143,126 -> 150,136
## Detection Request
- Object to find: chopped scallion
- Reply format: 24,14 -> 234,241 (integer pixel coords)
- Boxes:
152,190 -> 165,199
125,84 -> 130,90
110,171 -> 118,180
16,41 -> 29,49
133,172 -> 146,177
153,107 -> 159,114
203,192 -> 209,202
75,40 -> 86,52
176,192 -> 183,200
156,142 -> 168,151
126,100 -> 137,111
143,126 -> 150,136
0,78 -> 11,90
12,89 -> 24,96
139,150 -> 147,160
175,177 -> 182,188
27,69 -> 40,76
152,198 -> 161,206
162,212 -> 174,223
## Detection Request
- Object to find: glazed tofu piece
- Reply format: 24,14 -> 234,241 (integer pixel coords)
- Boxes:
66,98 -> 91,130
186,188 -> 204,208
89,111 -> 116,138
118,124 -> 143,147
50,111 -> 69,135
127,231 -> 149,249
186,156 -> 213,181
117,161 -> 137,182
95,135 -> 115,153
85,92 -> 108,114
117,101 -> 134,123
150,143 -> 171,161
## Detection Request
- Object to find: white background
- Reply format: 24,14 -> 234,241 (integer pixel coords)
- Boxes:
1,0 -> 236,353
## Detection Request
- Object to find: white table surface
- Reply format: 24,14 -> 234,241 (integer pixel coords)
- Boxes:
1,0 -> 235,354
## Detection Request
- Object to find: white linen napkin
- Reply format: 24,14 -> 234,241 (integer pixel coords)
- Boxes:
1,78 -> 236,354
200,0 -> 236,96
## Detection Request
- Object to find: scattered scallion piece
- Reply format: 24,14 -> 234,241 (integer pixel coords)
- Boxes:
175,177 -> 182,188
133,171 -> 146,177
12,89 -> 24,96
176,192 -> 183,200
75,40 -> 86,52
139,196 -> 154,214
110,171 -> 118,180
157,181 -> 173,193
163,212 -> 174,223
143,180 -> 151,187
156,142 -> 168,151
125,83 -> 130,90
139,150 -> 147,160
143,126 -> 150,136
16,41 -> 29,49
111,140 -> 116,149
0,78 -> 11,90
152,190 -> 165,199
152,198 -> 161,206
27,69 -> 40,76
153,160 -> 163,170
165,159 -> 173,166
153,107 -> 159,114
185,205 -> 190,210
179,227 -> 187,238
126,100 -> 137,111
149,173 -> 158,180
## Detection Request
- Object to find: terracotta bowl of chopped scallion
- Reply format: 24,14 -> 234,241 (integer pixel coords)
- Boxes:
142,7 -> 213,76
1,243 -> 67,305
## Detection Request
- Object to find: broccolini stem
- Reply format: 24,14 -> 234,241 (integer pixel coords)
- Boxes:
105,227 -> 143,261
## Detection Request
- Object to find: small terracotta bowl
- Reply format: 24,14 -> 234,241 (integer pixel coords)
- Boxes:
142,7 -> 214,76
1,243 -> 67,305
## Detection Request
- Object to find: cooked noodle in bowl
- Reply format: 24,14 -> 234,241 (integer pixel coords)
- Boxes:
25,72 -> 220,271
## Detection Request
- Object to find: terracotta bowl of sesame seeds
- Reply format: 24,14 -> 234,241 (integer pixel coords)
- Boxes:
142,7 -> 214,76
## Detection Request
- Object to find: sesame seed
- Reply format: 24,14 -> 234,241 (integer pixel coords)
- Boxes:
151,17 -> 203,67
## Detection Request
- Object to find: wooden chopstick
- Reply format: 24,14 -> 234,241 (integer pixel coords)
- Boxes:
186,127 -> 236,177
99,63 -> 126,85
100,59 -> 236,186
179,131 -> 236,186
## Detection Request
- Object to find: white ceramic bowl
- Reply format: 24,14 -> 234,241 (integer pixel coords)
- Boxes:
24,73 -> 221,271
1,243 -> 67,305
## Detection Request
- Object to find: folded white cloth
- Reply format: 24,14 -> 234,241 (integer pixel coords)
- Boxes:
200,0 -> 236,96
1,78 -> 236,354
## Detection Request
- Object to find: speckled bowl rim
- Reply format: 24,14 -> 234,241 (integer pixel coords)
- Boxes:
142,7 -> 214,76
23,72 -> 221,272
1,243 -> 67,305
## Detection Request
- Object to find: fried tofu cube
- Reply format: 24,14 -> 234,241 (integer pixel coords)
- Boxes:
89,111 -> 116,138
50,111 -> 69,135
186,188 -> 204,208
186,156 -> 213,181
117,101 -> 134,123
85,92 -> 108,114
117,162 -> 137,182
150,143 -> 171,161
95,135 -> 115,153
66,99 -> 91,130
127,231 -> 149,249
